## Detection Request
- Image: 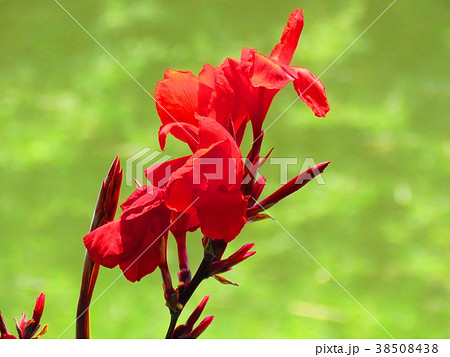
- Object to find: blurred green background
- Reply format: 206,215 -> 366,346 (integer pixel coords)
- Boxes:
0,0 -> 448,339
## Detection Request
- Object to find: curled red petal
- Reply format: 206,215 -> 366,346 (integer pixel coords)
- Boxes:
245,50 -> 296,90
270,9 -> 305,65
211,60 -> 249,138
155,69 -> 199,126
158,122 -> 199,152
221,57 -> 255,119
292,67 -> 330,117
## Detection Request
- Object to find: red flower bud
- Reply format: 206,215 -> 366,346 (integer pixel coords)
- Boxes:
185,295 -> 209,331
172,296 -> 214,339
77,157 -> 123,339
90,156 -> 122,230
190,316 -> 214,339
0,310 -> 16,339
1,293 -> 47,339
209,243 -> 256,275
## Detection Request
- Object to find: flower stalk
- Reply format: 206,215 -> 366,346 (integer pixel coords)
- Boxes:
78,8 -> 330,339
76,157 -> 122,339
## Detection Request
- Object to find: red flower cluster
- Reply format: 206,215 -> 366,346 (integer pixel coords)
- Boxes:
0,293 -> 47,339
84,8 -> 329,283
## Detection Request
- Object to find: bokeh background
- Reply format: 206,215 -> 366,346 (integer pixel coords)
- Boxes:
0,0 -> 448,339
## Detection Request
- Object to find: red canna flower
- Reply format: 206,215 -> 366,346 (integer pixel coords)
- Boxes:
83,156 -> 202,284
0,293 -> 48,339
228,9 -> 329,129
76,8 -> 331,340
154,9 -> 329,152
84,185 -> 172,282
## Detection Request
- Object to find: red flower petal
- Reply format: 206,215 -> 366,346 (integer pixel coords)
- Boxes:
120,185 -> 149,211
165,117 -> 247,242
242,49 -> 296,90
270,9 -> 305,65
85,187 -> 170,272
165,163 -> 197,213
198,63 -> 216,89
198,63 -> 216,115
84,220 -> 136,268
120,186 -> 165,219
196,188 -> 247,242
224,50 -> 289,134
155,69 -> 199,126
118,196 -> 171,282
221,57 -> 255,117
292,67 -> 330,117
158,122 -> 199,151
118,231 -> 166,283
209,61 -> 248,137
194,140 -> 242,192
197,116 -> 242,159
